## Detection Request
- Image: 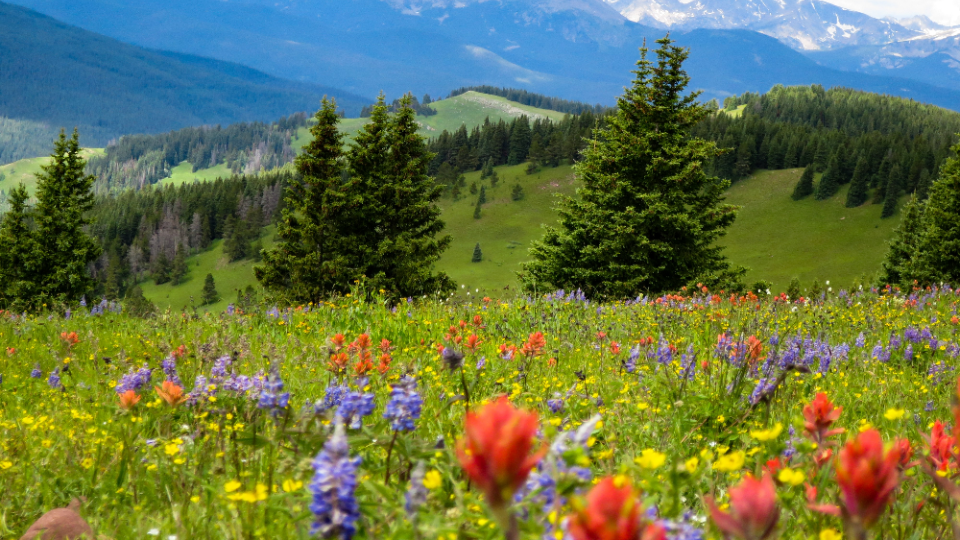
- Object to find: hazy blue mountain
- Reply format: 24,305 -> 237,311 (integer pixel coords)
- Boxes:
0,1 -> 369,150
5,0 -> 960,111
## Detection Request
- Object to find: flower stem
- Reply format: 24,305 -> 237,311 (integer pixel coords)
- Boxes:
384,430 -> 399,485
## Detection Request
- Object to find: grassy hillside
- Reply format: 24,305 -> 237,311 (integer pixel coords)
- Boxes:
158,161 -> 236,187
137,164 -> 903,310
721,168 -> 898,290
139,227 -> 276,313
0,148 -> 104,196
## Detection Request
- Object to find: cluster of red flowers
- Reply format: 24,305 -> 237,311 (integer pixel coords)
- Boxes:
60,331 -> 79,347
327,333 -> 391,377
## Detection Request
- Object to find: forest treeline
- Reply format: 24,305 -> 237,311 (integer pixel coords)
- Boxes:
697,85 -> 960,215
84,113 -> 308,193
88,171 -> 289,299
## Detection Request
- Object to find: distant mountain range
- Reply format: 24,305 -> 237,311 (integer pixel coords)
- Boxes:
0,2 -> 368,152
5,0 -> 960,112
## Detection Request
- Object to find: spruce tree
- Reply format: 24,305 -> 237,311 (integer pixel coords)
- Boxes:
507,116 -> 532,165
521,36 -> 744,298
878,195 -> 924,287
473,200 -> 482,220
351,95 -> 454,297
845,156 -> 870,207
201,273 -> 220,305
914,144 -> 960,285
153,253 -> 172,285
32,129 -> 101,305
881,164 -> 902,218
478,185 -> 487,205
0,184 -> 38,307
171,244 -> 188,285
472,243 -> 483,263
511,183 -> 524,201
792,165 -> 815,200
814,154 -> 840,200
256,97 -> 353,302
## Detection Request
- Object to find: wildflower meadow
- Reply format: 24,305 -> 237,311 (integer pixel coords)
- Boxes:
2,286 -> 960,540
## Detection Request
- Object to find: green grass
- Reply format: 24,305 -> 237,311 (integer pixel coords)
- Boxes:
138,226 -> 276,312
0,148 -> 103,196
721,168 -> 898,290
291,92 -> 567,154
435,164 -> 576,294
157,161 -> 235,187
137,166 -> 903,310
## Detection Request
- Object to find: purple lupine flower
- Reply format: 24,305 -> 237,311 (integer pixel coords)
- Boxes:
315,385 -> 349,414
441,347 -> 464,370
187,375 -> 211,405
65,308 -> 71,321
926,401 -> 936,412
904,344 -> 914,362
625,345 -> 639,373
749,378 -> 768,405
546,395 -> 565,414
383,376 -> 422,432
855,332 -> 866,348
161,355 -> 182,386
48,368 -> 62,389
475,356 -> 486,370
226,304 -> 236,315
116,364 -> 153,394
211,355 -> 233,381
655,338 -> 673,365
904,327 -> 921,343
79,296 -> 87,307
659,512 -> 706,540
679,345 -> 696,380
404,462 -> 428,520
30,364 -> 42,378
309,422 -> 361,539
337,391 -> 375,429
258,368 -> 290,416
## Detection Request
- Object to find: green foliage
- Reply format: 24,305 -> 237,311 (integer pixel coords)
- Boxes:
477,185 -> 487,205
171,244 -> 188,285
881,165 -> 902,219
0,130 -> 101,308
878,195 -> 924,287
814,153 -> 841,200
255,98 -> 352,302
791,165 -> 815,200
472,243 -> 483,263
521,36 -> 744,298
511,183 -> 525,201
0,183 -> 38,305
473,201 -> 482,220
123,285 -> 155,317
845,157 -> 870,207
786,277 -> 802,300
153,253 -> 172,285
200,273 -> 220,305
913,145 -> 960,285
751,280 -> 771,294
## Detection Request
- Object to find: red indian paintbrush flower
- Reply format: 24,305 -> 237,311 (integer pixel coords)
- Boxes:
155,380 -> 186,407
705,472 -> 780,540
925,420 -> 955,471
457,396 -> 546,510
118,390 -> 141,410
567,477 -> 665,540
835,428 -> 900,529
802,393 -> 844,444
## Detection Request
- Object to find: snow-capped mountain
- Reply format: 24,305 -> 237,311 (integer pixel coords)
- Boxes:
602,0 -> 924,50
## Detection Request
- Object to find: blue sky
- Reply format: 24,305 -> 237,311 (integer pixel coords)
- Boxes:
829,0 -> 959,25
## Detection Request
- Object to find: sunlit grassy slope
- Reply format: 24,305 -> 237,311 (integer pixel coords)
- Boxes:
0,148 -> 104,195
139,226 -> 276,313
138,165 -> 903,310
720,168 -> 898,290
158,161 -> 235,187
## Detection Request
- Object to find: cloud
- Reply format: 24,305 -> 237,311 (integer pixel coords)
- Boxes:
827,0 -> 960,26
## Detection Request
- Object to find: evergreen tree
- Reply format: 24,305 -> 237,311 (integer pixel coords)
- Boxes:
0,184 -> 38,306
914,144 -> 960,285
507,117 -> 532,165
845,156 -> 870,207
813,139 -> 830,172
351,95 -> 454,297
733,139 -> 753,180
878,195 -> 924,287
521,37 -> 744,298
916,169 -> 932,201
881,164 -> 902,218
201,273 -> 220,305
473,200 -> 482,220
31,129 -> 101,305
472,243 -> 483,263
815,153 -> 841,200
153,252 -> 172,285
786,277 -> 802,300
171,244 -> 188,285
480,158 -> 494,179
511,183 -> 525,201
834,145 -> 852,184
124,285 -> 155,317
256,97 -> 353,302
478,185 -> 487,205
792,165 -> 815,200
